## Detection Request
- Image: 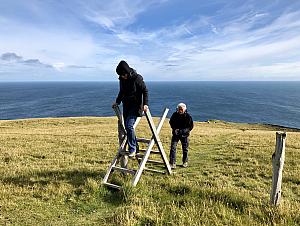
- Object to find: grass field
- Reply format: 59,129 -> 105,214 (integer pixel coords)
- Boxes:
0,117 -> 299,225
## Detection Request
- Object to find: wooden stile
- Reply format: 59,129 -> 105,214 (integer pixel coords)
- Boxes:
103,105 -> 172,189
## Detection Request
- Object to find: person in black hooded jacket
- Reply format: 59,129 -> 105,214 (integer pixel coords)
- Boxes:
112,60 -> 148,158
169,103 -> 193,168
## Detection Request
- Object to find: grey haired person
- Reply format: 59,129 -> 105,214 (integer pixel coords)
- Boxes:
169,103 -> 194,168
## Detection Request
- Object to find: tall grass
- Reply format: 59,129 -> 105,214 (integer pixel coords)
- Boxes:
0,117 -> 299,225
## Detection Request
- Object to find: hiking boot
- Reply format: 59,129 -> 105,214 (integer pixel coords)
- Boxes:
170,163 -> 176,169
128,150 -> 136,158
182,162 -> 188,168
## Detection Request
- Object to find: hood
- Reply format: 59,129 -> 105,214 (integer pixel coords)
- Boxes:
116,60 -> 136,79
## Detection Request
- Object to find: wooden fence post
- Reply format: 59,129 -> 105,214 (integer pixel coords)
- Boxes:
270,132 -> 287,206
113,105 -> 128,168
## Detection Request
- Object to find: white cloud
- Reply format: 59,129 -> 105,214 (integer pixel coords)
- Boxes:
52,62 -> 65,71
138,9 -> 300,80
0,52 -> 22,61
0,1 -> 300,81
0,52 -> 53,68
0,21 -> 97,66
81,0 -> 168,31
210,24 -> 219,34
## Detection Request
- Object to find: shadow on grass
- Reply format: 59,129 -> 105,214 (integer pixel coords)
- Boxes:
100,174 -> 138,206
2,168 -> 137,207
283,177 -> 300,185
2,169 -> 106,188
101,188 -> 130,206
198,189 -> 251,213
168,184 -> 192,196
253,204 -> 300,225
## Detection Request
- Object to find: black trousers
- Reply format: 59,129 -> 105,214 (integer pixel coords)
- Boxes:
169,135 -> 189,164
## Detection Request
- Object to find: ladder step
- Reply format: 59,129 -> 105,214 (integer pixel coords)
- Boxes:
103,182 -> 122,190
135,153 -> 144,158
147,159 -> 165,165
112,166 -> 136,175
138,149 -> 160,154
119,150 -> 129,156
137,138 -> 151,143
135,156 -> 165,165
144,167 -> 166,174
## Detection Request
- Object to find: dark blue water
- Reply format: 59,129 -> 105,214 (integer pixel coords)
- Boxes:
1,81 -> 300,128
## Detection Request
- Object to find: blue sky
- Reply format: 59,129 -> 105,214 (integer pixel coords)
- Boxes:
1,0 -> 300,81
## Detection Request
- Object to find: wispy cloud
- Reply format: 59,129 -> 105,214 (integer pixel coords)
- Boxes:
22,59 -> 53,68
67,65 -> 94,69
135,7 -> 300,80
0,0 -> 300,81
1,52 -> 23,61
0,52 -> 53,68
81,0 -> 168,31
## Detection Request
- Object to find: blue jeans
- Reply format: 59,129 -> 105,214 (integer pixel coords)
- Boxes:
169,135 -> 189,164
124,115 -> 137,153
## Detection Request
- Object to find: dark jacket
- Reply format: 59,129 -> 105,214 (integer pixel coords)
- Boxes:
169,111 -> 194,137
115,61 -> 148,118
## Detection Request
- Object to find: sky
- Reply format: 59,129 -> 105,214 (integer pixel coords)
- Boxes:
1,0 -> 300,81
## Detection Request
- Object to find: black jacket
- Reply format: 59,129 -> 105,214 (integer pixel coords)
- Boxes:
116,61 -> 148,117
169,111 -> 194,137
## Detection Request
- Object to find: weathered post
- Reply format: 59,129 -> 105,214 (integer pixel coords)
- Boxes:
270,132 -> 287,206
118,118 -> 128,168
113,105 -> 128,168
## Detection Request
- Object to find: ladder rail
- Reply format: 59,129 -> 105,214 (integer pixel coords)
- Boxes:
113,105 -> 126,135
102,107 -> 141,184
132,108 -> 170,186
103,106 -> 171,188
144,109 -> 172,174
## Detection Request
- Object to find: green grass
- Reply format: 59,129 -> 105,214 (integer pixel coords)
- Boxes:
0,117 -> 300,225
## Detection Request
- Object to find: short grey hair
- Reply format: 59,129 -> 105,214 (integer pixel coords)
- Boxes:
177,103 -> 187,111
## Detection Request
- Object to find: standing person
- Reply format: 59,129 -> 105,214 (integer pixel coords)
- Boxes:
112,60 -> 149,158
169,103 -> 193,168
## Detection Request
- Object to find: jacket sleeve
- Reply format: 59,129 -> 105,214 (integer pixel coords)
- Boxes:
180,115 -> 193,136
116,82 -> 124,104
169,113 -> 175,130
141,79 -> 148,106
189,114 -> 194,131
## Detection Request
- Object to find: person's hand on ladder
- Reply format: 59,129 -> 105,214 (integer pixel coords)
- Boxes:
143,105 -> 149,112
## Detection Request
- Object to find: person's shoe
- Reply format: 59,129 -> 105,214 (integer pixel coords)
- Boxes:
128,150 -> 136,158
170,163 -> 176,169
182,162 -> 188,168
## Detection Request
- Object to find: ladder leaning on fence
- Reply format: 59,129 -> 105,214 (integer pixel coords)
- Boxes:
102,105 -> 172,189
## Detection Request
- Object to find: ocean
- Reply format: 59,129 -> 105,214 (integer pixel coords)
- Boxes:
1,81 -> 300,129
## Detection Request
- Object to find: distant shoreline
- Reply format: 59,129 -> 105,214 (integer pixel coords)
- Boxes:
205,119 -> 300,132
1,116 -> 300,132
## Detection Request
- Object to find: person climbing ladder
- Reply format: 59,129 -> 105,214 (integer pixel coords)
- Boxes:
112,60 -> 149,158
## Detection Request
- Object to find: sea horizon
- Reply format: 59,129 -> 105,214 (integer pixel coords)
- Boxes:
1,80 -> 300,83
1,81 -> 300,129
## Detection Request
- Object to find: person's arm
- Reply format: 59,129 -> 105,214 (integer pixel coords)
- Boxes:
180,114 -> 193,135
137,76 -> 148,111
170,113 -> 181,135
141,79 -> 149,111
116,82 -> 124,104
116,91 -> 123,105
169,113 -> 175,130
189,114 -> 194,131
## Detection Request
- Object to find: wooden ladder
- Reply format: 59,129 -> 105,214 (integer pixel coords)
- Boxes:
102,106 -> 172,189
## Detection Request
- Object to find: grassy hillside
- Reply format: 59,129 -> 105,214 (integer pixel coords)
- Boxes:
0,117 -> 299,226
